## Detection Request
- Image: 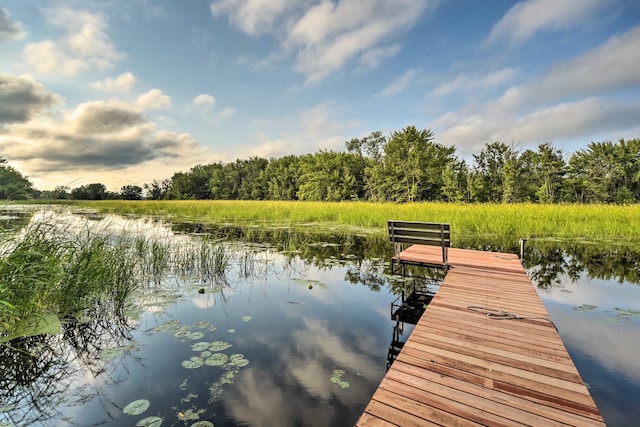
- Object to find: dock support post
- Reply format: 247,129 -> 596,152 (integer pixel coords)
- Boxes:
519,238 -> 527,262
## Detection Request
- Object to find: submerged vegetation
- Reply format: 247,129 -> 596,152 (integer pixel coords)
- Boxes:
76,200 -> 640,244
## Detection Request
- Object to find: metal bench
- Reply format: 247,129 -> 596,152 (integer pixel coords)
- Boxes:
388,220 -> 450,273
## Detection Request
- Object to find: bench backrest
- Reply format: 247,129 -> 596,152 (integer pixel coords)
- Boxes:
388,221 -> 450,267
388,221 -> 450,247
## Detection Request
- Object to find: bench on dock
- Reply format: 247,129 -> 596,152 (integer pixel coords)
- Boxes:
388,221 -> 450,273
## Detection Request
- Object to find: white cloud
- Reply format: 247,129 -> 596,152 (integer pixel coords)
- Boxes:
0,73 -> 61,124
136,89 -> 172,110
0,7 -> 26,41
378,69 -> 417,96
1,100 -> 215,189
485,0 -> 608,46
210,0 -> 296,36
211,0 -> 437,84
22,6 -> 123,75
433,26 -> 640,154
491,25 -> 640,114
431,68 -> 517,97
192,93 -> 216,106
91,72 -> 136,93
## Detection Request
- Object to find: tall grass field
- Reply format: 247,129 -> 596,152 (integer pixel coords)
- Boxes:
75,200 -> 640,245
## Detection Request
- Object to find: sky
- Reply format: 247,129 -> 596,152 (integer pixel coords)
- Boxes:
0,0 -> 639,191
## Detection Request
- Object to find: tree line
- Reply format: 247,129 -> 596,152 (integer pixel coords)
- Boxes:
2,126 -> 640,203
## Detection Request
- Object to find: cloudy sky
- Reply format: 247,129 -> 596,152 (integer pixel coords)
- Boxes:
1,0 -> 639,191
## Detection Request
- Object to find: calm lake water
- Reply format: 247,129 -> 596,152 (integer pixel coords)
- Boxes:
1,210 -> 639,426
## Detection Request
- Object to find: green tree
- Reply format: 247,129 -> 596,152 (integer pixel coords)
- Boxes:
120,185 -> 143,200
263,155 -> 301,200
533,143 -> 566,203
472,142 -> 519,202
378,126 -> 455,202
297,151 -> 364,201
144,179 -> 171,200
0,157 -> 34,200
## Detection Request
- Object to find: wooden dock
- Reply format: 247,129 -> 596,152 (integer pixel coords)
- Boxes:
357,246 -> 605,426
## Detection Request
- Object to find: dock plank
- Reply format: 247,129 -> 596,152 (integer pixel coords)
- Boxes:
356,246 -> 605,426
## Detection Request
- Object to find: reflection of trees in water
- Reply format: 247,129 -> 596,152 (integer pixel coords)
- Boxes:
524,241 -> 640,288
0,307 -> 135,426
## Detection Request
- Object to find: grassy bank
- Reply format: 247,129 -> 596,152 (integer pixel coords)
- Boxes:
75,200 -> 640,244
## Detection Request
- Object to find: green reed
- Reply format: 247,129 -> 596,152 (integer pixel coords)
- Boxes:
0,212 -> 234,340
76,200 -> 640,245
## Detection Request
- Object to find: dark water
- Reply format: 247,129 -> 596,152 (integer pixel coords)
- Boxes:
1,212 -> 639,426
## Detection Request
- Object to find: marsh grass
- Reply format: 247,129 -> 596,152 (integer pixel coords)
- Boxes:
76,200 -> 640,245
0,211 -> 233,342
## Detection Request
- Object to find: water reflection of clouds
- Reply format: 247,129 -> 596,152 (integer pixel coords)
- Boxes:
548,301 -> 640,387
538,272 -> 640,311
223,316 -> 384,426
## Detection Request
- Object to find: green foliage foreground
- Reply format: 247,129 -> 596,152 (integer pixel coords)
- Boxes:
0,212 -> 231,341
76,200 -> 640,245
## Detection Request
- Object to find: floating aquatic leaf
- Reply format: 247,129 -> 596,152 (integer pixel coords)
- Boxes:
191,422 -> 214,427
123,399 -> 150,415
227,329 -> 235,333
200,350 -> 212,358
604,317 -> 620,324
181,357 -> 204,369
242,316 -> 252,322
339,381 -> 350,389
208,326 -> 217,331
330,376 -> 341,384
187,332 -> 205,340
574,304 -> 597,312
193,321 -> 211,328
205,353 -> 228,366
332,369 -> 345,376
153,320 -> 181,332
174,330 -> 191,338
178,408 -> 205,421
229,354 -> 244,363
136,416 -> 163,427
614,308 -> 640,319
191,342 -> 210,352
209,341 -> 231,351
233,358 -> 249,367
98,344 -> 136,360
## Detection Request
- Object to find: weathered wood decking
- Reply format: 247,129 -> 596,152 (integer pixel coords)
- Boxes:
357,246 -> 605,426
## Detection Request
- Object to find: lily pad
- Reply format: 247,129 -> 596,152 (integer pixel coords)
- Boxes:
123,399 -> 150,415
136,416 -> 163,427
174,330 -> 191,338
191,342 -> 210,352
200,350 -> 212,358
229,354 -> 244,363
153,319 -> 181,332
330,376 -> 341,384
233,358 -> 249,367
98,344 -> 137,360
227,329 -> 235,334
193,320 -> 211,328
574,304 -> 597,312
191,422 -> 214,427
209,341 -> 232,352
339,381 -> 350,389
205,353 -> 229,366
181,357 -> 204,369
242,316 -> 252,322
187,332 -> 205,340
